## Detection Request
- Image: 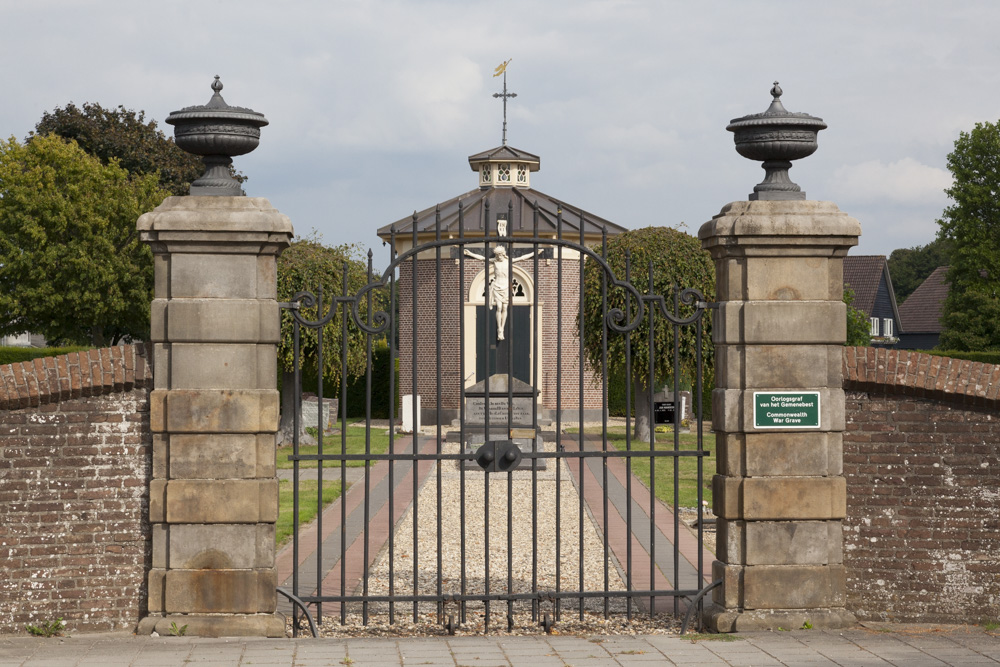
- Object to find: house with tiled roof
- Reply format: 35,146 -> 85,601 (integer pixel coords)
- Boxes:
843,255 -> 901,347
897,266 -> 949,350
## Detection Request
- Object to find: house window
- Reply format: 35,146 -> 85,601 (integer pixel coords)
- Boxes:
498,163 -> 511,182
870,317 -> 880,337
883,318 -> 893,337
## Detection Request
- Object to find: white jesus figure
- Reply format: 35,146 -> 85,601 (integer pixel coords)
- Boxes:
463,245 -> 536,341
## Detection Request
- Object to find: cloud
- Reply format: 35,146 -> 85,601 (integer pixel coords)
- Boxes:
829,158 -> 952,204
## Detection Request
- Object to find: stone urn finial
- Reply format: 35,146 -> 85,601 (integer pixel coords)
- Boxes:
166,76 -> 269,196
727,82 -> 827,200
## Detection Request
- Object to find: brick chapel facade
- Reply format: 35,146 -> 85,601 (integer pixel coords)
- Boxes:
377,144 -> 626,425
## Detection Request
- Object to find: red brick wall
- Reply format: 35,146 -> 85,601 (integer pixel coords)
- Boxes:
0,345 -> 153,634
843,347 -> 1000,623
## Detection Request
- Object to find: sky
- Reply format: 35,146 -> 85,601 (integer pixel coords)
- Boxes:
2,0 -> 997,271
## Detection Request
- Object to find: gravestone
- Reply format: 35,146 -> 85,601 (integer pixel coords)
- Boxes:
652,389 -> 691,425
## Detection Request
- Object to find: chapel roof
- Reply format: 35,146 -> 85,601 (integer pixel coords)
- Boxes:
467,144 -> 540,169
376,184 -> 625,240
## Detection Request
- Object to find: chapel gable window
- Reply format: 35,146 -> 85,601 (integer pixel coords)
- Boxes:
498,163 -> 511,182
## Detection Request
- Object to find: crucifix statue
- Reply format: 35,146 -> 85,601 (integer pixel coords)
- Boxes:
464,220 -> 536,342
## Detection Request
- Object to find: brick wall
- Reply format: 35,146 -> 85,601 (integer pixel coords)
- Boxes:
843,346 -> 1000,623
0,345 -> 153,634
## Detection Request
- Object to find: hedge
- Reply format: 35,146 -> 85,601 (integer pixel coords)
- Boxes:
920,349 -> 1000,365
0,345 -> 91,366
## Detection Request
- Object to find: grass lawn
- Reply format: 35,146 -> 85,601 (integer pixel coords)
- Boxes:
276,425 -> 392,469
566,425 -> 714,508
276,479 -> 343,547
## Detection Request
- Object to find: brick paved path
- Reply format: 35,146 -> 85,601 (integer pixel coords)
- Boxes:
3,626 -> 1000,666
275,432 -> 714,630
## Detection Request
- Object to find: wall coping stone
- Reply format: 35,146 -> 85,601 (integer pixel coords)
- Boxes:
843,346 -> 1000,409
0,343 -> 152,409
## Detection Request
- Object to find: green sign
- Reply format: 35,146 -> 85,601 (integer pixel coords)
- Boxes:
753,391 -> 821,429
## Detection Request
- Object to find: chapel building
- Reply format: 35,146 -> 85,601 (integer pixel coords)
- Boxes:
377,143 -> 627,426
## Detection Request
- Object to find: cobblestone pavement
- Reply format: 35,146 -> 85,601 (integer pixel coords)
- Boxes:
2,625 -> 999,666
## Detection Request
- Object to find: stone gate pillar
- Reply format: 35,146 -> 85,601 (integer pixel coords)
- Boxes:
136,196 -> 291,637
134,77 -> 290,637
701,84 -> 861,631
699,200 -> 860,631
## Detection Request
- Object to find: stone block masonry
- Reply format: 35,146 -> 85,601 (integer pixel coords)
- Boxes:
136,195 -> 292,638
700,200 -> 861,632
843,346 -> 1000,623
0,345 -> 153,634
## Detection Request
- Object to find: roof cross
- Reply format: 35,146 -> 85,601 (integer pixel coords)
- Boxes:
492,59 -> 516,145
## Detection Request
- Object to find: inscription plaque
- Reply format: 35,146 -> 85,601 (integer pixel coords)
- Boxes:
467,396 -> 533,426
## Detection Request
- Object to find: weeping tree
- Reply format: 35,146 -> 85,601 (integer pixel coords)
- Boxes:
276,236 -> 389,436
580,226 -> 715,442
277,235 -> 388,388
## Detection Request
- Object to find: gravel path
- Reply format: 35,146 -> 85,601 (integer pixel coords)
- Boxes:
361,440 -> 627,622
297,420 -> 715,636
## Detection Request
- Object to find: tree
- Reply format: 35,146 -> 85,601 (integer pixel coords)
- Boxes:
937,120 -> 1000,351
580,226 -> 715,442
276,236 -> 388,389
31,102 -> 207,196
887,238 -> 952,305
844,286 -> 871,347
0,135 -> 168,346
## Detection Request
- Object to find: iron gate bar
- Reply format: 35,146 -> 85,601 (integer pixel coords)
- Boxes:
299,589 -> 710,604
337,270 -> 346,623
435,206 -> 443,624
555,207 -> 563,621
510,203 -> 517,627
531,202 -> 541,623
578,214 -> 586,621
411,216 -> 419,624
673,285 -> 680,617
601,224 -> 610,619
363,250 -> 374,625
388,228 -> 397,624
458,202 -> 467,624
316,287 -> 324,623
291,305 -> 301,633
624,251 -> 633,620
647,263 -> 656,617
482,201 -> 491,629
287,449 -> 709,462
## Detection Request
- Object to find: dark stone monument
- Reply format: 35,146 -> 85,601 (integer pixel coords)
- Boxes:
451,373 -> 547,470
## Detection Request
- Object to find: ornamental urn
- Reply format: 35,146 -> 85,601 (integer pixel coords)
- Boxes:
727,82 -> 826,200
165,76 -> 268,196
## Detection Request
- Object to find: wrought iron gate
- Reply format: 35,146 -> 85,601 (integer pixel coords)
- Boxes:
278,204 -> 717,636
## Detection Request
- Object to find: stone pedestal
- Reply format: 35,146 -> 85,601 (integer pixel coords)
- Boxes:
136,197 -> 292,637
698,200 -> 860,632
